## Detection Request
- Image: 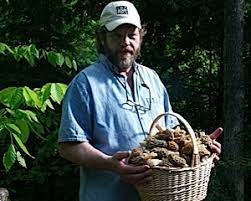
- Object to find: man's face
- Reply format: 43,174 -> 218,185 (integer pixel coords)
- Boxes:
104,24 -> 141,71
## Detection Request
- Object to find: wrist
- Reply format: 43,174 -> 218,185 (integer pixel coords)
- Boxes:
104,155 -> 118,172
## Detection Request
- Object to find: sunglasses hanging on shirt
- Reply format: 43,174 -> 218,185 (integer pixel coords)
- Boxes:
111,68 -> 152,113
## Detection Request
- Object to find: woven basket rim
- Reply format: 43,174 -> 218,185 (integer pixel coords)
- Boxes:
150,154 -> 215,172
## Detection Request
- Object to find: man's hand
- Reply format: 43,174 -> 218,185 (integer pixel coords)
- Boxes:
109,151 -> 152,185
209,127 -> 223,160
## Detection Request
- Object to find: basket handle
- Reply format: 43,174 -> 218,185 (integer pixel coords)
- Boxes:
149,112 -> 200,167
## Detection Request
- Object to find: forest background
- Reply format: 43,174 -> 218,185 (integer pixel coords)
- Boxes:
0,0 -> 250,201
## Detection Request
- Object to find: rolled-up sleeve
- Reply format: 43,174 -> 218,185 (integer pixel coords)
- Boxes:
58,73 -> 93,143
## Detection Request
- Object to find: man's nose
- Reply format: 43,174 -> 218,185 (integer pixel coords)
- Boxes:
121,35 -> 130,46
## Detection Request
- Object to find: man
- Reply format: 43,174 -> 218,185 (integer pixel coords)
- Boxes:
58,1 -> 222,201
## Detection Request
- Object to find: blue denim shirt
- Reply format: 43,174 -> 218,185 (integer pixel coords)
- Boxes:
58,55 -> 178,201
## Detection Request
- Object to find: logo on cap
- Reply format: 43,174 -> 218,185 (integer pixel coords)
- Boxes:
116,6 -> 128,14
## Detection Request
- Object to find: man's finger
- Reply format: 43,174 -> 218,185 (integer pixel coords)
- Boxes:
113,151 -> 130,161
210,127 -> 223,140
211,143 -> 221,155
212,140 -> 221,149
213,154 -> 220,161
121,169 -> 152,184
122,164 -> 150,174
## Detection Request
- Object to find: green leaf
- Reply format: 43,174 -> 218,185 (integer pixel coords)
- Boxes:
0,43 -> 13,54
24,50 -> 35,66
69,0 -> 79,6
72,59 -> 77,70
47,51 -> 58,66
41,99 -> 55,112
40,83 -> 52,103
5,123 -> 22,135
0,87 -> 23,109
6,108 -> 39,124
40,83 -> 53,111
3,144 -> 16,171
0,42 -> 6,53
15,119 -> 30,143
29,44 -> 39,58
13,46 -> 25,61
65,56 -> 72,68
23,86 -> 42,108
50,83 -> 67,104
45,99 -> 55,110
47,51 -> 64,67
63,0 -> 79,9
0,112 -> 13,131
57,53 -> 64,67
21,44 -> 39,66
17,109 -> 39,123
16,151 -> 27,168
12,133 -> 35,159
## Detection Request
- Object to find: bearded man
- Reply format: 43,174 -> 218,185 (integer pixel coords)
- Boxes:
58,1 -> 222,201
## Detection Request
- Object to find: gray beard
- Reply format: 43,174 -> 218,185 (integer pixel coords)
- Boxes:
116,56 -> 135,70
105,52 -> 136,71
104,44 -> 141,71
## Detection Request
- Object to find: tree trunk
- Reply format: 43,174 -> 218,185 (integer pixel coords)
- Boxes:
223,0 -> 245,200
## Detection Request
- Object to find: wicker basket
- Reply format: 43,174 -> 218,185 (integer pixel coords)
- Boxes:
135,112 -> 215,201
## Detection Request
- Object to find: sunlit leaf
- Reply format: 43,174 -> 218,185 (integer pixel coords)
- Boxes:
45,99 -> 55,110
12,133 -> 35,159
65,56 -> 72,68
0,87 -> 23,109
57,53 -> 64,67
16,151 -> 27,168
40,83 -> 52,103
41,99 -> 55,112
23,86 -> 42,108
72,59 -> 77,70
17,109 -> 39,123
50,83 -> 67,104
5,123 -> 21,135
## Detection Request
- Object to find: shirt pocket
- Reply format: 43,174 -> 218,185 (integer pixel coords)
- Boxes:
148,94 -> 163,112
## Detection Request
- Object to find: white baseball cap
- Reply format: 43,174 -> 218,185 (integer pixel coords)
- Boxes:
100,1 -> 141,31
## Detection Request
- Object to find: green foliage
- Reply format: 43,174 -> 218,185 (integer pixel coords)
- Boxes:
0,1 -> 97,200
0,0 -> 249,200
0,42 -> 78,70
0,83 -> 67,171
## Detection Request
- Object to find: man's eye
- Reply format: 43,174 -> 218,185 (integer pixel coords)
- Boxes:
128,34 -> 136,39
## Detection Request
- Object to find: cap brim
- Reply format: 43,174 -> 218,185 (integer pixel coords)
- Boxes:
105,18 -> 141,31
